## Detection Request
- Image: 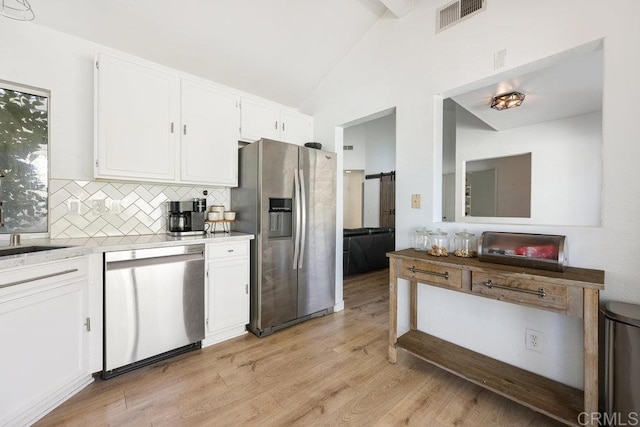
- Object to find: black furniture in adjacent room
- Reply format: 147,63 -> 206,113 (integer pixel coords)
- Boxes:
343,227 -> 395,276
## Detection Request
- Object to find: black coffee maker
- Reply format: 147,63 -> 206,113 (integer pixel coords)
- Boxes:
166,198 -> 206,235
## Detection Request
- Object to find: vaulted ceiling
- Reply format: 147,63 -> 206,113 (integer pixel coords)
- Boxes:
27,0 -> 412,108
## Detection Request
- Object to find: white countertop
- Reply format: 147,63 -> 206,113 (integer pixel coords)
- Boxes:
0,232 -> 254,270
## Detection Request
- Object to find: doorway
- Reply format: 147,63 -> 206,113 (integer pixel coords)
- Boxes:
342,110 -> 396,229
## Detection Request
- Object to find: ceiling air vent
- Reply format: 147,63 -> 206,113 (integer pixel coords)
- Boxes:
436,0 -> 486,33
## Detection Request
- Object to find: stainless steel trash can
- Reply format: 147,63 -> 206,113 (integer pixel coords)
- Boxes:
602,301 -> 640,423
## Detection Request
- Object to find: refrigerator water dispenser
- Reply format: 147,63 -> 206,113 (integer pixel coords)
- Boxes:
268,198 -> 292,238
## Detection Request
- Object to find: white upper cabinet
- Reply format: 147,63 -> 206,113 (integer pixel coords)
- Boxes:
180,80 -> 239,186
239,97 -> 280,142
96,53 -> 313,185
95,53 -> 240,186
280,109 -> 314,145
239,97 -> 313,145
95,53 -> 179,182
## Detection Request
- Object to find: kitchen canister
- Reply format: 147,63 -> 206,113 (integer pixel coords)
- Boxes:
412,227 -> 430,251
453,229 -> 478,258
427,228 -> 449,257
207,211 -> 222,221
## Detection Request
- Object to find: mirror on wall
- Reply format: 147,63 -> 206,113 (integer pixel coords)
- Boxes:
465,153 -> 531,218
441,40 -> 603,226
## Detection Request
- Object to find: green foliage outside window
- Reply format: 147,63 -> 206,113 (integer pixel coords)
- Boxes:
0,86 -> 49,233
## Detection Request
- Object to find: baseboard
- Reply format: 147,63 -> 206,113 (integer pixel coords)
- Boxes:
5,374 -> 93,426
202,325 -> 248,347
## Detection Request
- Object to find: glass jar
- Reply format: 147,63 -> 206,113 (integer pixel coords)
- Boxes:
453,229 -> 477,258
413,227 -> 430,251
427,228 -> 449,256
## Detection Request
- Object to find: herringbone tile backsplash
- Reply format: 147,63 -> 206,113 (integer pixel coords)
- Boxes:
50,179 -> 229,238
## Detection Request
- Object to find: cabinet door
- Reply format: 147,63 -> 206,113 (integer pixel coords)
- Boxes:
181,80 -> 239,186
0,258 -> 90,426
280,109 -> 313,145
239,97 -> 280,142
96,54 -> 179,182
206,258 -> 249,334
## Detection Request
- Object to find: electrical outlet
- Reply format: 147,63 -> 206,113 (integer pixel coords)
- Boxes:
525,328 -> 543,353
411,194 -> 421,209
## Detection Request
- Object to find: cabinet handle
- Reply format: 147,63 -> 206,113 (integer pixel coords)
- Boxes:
85,317 -> 91,332
170,122 -> 174,133
282,122 -> 285,131
408,266 -> 449,280
0,268 -> 79,289
227,249 -> 234,253
481,279 -> 546,299
245,284 -> 248,294
183,124 -> 187,135
275,121 -> 278,130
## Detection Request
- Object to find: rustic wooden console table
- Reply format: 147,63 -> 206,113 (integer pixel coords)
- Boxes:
387,249 -> 604,426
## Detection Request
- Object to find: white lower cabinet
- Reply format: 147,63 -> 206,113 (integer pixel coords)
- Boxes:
0,256 -> 92,426
203,241 -> 250,346
87,253 -> 104,373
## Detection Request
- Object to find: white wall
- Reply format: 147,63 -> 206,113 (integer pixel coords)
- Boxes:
0,20 -> 98,180
343,125 -> 366,170
300,0 -> 640,388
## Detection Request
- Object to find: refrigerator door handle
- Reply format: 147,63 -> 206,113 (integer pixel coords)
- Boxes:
298,169 -> 307,268
293,168 -> 301,270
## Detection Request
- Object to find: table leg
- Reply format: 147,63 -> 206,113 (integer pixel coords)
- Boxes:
410,280 -> 417,330
583,288 -> 599,420
389,258 -> 398,363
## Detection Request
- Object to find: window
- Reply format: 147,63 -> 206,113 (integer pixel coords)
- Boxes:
0,83 -> 49,234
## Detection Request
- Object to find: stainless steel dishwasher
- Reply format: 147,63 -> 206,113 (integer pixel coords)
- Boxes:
103,244 -> 205,379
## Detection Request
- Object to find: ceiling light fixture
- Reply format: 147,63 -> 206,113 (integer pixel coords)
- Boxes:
490,91 -> 525,111
0,0 -> 34,21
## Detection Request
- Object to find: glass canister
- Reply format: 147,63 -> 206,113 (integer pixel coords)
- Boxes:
453,229 -> 477,258
413,227 -> 430,251
427,228 -> 449,256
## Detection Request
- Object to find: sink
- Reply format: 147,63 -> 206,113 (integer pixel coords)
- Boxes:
0,245 -> 70,257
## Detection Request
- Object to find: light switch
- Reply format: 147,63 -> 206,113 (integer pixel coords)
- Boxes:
411,194 -> 421,209
67,199 -> 82,215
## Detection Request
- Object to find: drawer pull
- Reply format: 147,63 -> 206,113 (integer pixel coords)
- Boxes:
409,266 -> 449,280
482,279 -> 546,299
0,268 -> 79,289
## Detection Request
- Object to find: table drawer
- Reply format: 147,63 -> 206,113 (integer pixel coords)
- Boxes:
401,259 -> 462,289
207,241 -> 248,259
471,272 -> 567,311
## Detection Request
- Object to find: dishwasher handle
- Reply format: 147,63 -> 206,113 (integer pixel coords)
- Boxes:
106,252 -> 204,272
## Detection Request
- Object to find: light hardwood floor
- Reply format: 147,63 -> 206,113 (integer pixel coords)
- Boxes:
38,269 -> 560,426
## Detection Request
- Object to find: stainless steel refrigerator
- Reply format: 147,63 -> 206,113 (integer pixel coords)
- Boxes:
231,138 -> 336,337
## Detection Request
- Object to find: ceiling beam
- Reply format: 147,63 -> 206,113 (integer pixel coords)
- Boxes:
379,0 -> 415,18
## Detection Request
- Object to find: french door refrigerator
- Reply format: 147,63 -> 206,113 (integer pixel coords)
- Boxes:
231,138 -> 336,337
